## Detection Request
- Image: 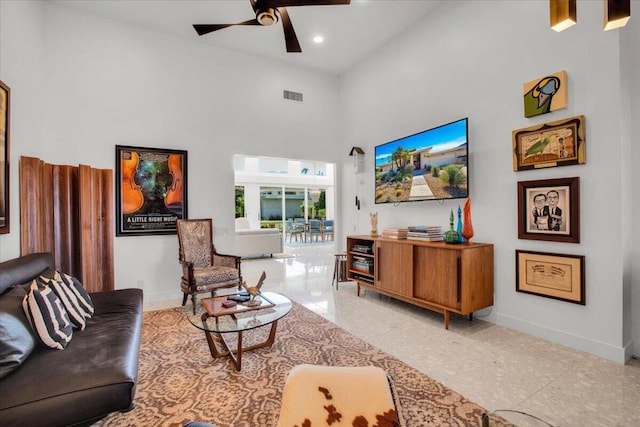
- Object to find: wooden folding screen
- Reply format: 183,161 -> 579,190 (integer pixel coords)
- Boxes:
19,156 -> 114,292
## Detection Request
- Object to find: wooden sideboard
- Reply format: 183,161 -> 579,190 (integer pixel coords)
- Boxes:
346,235 -> 494,329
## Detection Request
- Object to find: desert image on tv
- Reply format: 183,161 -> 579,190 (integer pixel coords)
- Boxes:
375,119 -> 468,204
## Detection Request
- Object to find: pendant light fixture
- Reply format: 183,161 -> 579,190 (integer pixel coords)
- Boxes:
604,0 -> 631,31
550,0 -> 577,32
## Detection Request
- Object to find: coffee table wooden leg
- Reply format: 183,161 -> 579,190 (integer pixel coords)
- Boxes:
203,330 -> 226,358
444,310 -> 450,330
265,320 -> 278,346
234,321 -> 279,352
202,321 -> 280,371
210,331 -> 242,371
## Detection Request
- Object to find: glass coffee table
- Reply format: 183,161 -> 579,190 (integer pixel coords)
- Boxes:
186,291 -> 292,371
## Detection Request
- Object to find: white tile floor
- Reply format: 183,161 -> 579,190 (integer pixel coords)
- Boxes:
147,241 -> 640,427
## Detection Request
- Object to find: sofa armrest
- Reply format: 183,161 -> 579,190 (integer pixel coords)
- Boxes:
0,252 -> 54,294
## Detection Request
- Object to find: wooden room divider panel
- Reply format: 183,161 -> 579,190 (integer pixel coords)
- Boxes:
19,156 -> 114,292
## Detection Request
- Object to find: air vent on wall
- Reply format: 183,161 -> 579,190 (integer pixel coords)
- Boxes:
283,90 -> 303,102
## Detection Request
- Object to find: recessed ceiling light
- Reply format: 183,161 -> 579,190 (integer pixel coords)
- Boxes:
313,35 -> 324,44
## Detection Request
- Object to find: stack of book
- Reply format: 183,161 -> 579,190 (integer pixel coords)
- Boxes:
381,227 -> 409,239
352,256 -> 374,274
406,225 -> 444,241
352,244 -> 373,254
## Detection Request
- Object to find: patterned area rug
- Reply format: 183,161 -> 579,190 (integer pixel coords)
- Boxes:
96,301 -> 488,427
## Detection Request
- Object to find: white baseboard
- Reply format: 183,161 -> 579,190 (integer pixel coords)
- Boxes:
496,313 -> 629,364
143,289 -> 180,302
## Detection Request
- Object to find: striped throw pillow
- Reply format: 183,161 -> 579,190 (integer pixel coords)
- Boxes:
53,271 -> 94,318
22,280 -> 73,350
39,275 -> 86,330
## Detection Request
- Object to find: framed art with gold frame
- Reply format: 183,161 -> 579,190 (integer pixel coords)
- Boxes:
516,249 -> 585,305
0,80 -> 10,235
512,115 -> 585,172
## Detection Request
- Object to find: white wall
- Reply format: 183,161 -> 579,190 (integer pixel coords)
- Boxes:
0,0 -> 47,261
339,0 -> 634,362
622,10 -> 640,358
0,1 -> 342,303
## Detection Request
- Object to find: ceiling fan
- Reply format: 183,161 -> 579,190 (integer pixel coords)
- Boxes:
193,0 -> 351,53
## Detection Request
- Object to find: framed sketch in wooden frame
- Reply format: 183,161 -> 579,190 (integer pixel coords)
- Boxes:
115,145 -> 188,236
516,249 -> 585,305
512,115 -> 585,171
0,80 -> 9,234
517,177 -> 579,243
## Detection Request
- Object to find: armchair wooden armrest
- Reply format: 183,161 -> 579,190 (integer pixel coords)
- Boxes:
178,258 -> 195,281
212,246 -> 241,268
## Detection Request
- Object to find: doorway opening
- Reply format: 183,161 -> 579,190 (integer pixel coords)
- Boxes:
233,155 -> 337,251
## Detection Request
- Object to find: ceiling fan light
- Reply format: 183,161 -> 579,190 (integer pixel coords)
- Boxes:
550,0 -> 577,32
604,0 -> 630,31
257,8 -> 279,26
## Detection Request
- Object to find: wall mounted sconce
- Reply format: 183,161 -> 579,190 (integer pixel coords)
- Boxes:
550,0 -> 577,32
604,0 -> 631,31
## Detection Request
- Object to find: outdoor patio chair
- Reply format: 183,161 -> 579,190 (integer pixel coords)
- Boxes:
322,219 -> 334,241
307,219 -> 323,242
285,220 -> 304,242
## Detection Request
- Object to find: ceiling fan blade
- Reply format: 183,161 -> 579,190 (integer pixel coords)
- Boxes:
278,8 -> 301,53
193,19 -> 260,36
259,0 -> 350,7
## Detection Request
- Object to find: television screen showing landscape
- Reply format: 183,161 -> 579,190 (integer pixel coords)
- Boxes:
375,118 -> 468,204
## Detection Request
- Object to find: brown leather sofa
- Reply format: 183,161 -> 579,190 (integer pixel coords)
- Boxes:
0,252 -> 143,427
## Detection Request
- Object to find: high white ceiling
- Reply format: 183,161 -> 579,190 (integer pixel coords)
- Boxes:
48,0 -> 443,75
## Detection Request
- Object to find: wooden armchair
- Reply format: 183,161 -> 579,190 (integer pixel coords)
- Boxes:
177,218 -> 242,314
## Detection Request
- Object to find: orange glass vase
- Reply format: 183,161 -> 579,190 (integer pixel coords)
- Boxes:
462,197 -> 474,243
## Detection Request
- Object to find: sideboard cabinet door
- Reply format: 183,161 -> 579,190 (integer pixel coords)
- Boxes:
413,247 -> 461,310
375,240 -> 413,297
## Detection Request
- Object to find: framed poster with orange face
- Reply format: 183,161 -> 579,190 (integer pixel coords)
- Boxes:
115,145 -> 188,236
0,80 -> 10,235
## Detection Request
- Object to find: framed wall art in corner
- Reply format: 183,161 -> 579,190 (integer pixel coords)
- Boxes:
115,145 -> 188,236
516,249 -> 585,305
0,80 -> 10,235
512,115 -> 585,172
517,177 -> 579,243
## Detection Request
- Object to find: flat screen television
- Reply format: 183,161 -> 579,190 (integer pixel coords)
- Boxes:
374,117 -> 469,204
